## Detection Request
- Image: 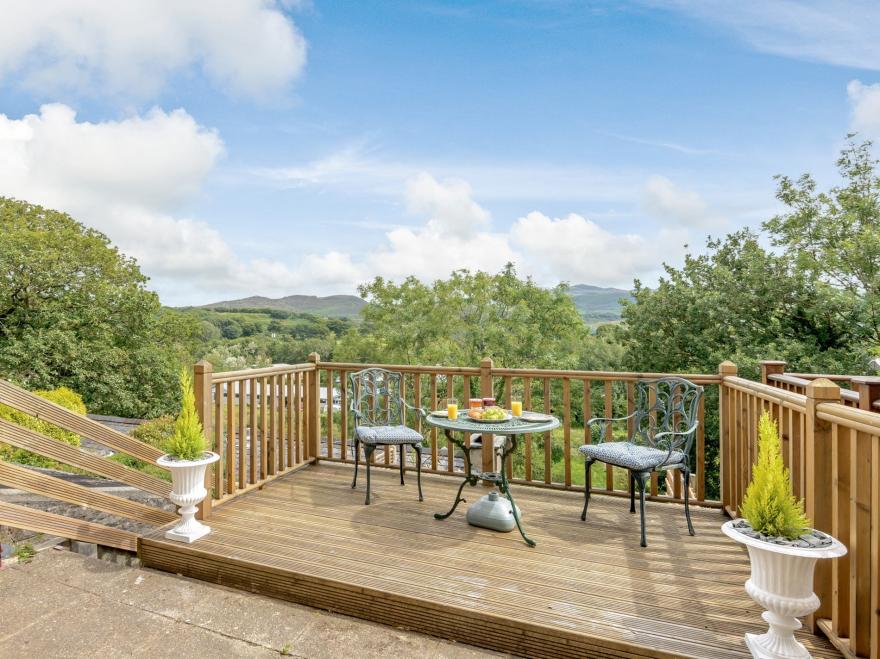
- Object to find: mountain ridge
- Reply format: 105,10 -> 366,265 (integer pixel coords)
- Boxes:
197,283 -> 632,323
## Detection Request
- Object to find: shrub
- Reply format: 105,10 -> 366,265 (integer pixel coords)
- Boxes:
0,387 -> 85,468
740,412 -> 810,540
130,416 -> 175,449
162,369 -> 206,461
107,415 -> 175,482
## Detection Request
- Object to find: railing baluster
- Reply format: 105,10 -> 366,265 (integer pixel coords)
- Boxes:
523,376 -> 532,482
214,382 -> 222,496
604,380 -> 613,491
326,368 -> 334,460
430,374 -> 438,470
543,378 -> 551,485
249,377 -> 257,483
259,376 -> 268,479
562,377 -> 571,488
226,381 -> 234,495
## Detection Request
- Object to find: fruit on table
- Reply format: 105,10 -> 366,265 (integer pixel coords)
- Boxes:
468,406 -> 507,421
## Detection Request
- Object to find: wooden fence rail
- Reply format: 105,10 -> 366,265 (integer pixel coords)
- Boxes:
0,379 -> 174,551
721,362 -> 880,659
193,359 -> 317,519
310,358 -> 721,508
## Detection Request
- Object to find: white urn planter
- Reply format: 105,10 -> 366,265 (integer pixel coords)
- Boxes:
158,451 -> 220,543
722,520 -> 847,659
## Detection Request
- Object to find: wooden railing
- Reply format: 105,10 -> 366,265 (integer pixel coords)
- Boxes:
761,359 -> 880,410
193,359 -> 317,518
721,362 -> 880,658
312,358 -> 720,507
0,379 -> 175,552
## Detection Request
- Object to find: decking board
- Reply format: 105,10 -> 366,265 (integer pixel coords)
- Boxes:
139,462 -> 840,659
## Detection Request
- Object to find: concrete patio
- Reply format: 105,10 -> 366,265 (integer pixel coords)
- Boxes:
0,549 -> 505,658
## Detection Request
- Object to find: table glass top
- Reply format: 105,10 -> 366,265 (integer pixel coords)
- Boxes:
424,412 -> 560,434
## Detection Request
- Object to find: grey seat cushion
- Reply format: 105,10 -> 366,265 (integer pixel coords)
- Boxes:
579,441 -> 685,471
355,425 -> 423,445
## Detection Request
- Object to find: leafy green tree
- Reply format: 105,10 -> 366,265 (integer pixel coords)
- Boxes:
335,264 -> 589,369
620,229 -> 865,379
0,197 -> 200,417
766,138 -> 880,346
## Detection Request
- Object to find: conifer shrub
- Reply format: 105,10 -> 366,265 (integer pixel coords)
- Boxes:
161,369 -> 207,461
740,412 -> 810,540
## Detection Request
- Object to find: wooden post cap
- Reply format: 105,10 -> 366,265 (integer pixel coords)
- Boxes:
194,359 -> 213,372
805,377 -> 841,401
480,357 -> 493,368
718,361 -> 737,375
308,352 -> 320,363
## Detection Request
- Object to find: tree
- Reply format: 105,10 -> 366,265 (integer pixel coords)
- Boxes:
0,197 -> 200,417
620,229 -> 865,379
335,264 -> 589,369
766,138 -> 880,345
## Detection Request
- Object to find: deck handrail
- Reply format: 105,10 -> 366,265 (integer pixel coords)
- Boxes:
295,358 -> 718,507
721,365 -> 880,658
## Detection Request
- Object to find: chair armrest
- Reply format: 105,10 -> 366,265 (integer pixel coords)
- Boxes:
585,412 -> 637,444
651,422 -> 699,460
401,398 -> 428,419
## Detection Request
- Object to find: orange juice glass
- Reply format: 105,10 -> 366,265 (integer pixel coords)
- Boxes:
447,398 -> 459,420
511,400 -> 523,417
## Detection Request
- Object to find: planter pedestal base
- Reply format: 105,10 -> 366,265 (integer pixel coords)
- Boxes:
165,523 -> 212,544
745,610 -> 809,659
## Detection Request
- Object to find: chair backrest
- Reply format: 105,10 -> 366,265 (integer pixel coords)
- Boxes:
348,368 -> 404,428
631,377 -> 703,455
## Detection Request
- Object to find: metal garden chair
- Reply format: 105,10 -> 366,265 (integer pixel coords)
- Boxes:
349,367 -> 426,505
579,376 -> 703,547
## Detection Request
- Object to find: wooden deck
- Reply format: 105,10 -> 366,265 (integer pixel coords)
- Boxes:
139,463 -> 840,659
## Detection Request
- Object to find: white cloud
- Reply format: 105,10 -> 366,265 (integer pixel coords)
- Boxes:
253,142 -> 641,203
848,80 -> 880,138
641,175 -> 720,228
0,103 -> 318,303
405,172 -> 490,238
511,212 -> 678,286
648,1 -> 880,71
0,0 -> 307,98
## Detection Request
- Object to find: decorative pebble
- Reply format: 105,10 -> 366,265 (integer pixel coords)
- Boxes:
730,519 -> 832,548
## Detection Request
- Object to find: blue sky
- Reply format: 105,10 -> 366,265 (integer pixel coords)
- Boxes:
1,1 -> 878,305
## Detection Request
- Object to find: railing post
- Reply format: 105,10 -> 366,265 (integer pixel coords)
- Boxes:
194,360 -> 213,521
760,360 -> 786,385
308,353 -> 321,461
479,357 -> 495,480
804,377 -> 841,631
852,376 -> 880,412
718,361 -> 737,516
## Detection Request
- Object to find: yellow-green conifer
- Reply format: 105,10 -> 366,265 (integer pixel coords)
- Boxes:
162,368 -> 207,461
740,412 -> 809,540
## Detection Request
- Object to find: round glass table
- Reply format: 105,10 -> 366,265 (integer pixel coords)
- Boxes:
424,412 -> 560,546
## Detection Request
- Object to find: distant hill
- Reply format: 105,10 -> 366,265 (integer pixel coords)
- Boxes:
201,294 -> 365,318
566,284 -> 632,324
198,284 -> 630,324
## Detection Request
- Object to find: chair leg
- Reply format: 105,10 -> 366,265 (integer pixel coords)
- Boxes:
581,459 -> 595,521
683,467 -> 696,536
634,471 -> 649,547
399,445 -> 406,485
364,445 -> 375,505
351,439 -> 360,488
629,471 -> 636,513
414,445 -> 424,501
